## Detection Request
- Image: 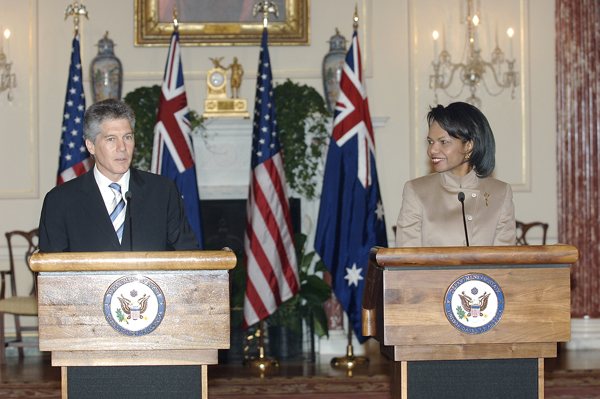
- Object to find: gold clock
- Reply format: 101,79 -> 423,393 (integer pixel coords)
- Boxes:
203,57 -> 249,119
207,69 -> 227,98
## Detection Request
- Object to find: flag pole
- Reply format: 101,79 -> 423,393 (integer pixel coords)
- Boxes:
330,314 -> 369,373
58,2 -> 91,185
329,6 -> 370,372
243,320 -> 279,373
244,1 -> 283,372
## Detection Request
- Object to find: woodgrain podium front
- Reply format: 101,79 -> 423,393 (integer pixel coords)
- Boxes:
30,250 -> 236,399
362,245 -> 578,399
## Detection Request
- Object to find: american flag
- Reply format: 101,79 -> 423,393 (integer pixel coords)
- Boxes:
243,29 -> 300,329
57,35 -> 92,185
314,29 -> 387,343
151,31 -> 203,247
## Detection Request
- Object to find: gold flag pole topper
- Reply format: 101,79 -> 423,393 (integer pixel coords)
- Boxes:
330,6 -> 370,374
252,1 -> 279,29
64,1 -> 88,36
172,5 -> 179,31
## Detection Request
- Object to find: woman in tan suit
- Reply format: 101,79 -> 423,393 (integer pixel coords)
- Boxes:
396,102 -> 516,247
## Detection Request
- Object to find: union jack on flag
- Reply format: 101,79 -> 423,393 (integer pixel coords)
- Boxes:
315,29 -> 387,343
57,35 -> 92,185
243,29 -> 300,329
151,31 -> 203,247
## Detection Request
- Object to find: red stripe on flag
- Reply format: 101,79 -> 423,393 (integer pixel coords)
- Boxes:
244,208 -> 284,307
242,274 -> 268,329
252,180 -> 295,296
72,159 -> 90,176
356,37 -> 363,82
248,171 -> 287,292
334,79 -> 366,140
244,158 -> 300,327
155,91 -> 194,170
167,36 -> 177,89
264,158 -> 300,289
56,158 -> 92,185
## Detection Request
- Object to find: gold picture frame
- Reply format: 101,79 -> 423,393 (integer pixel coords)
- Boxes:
135,0 -> 309,46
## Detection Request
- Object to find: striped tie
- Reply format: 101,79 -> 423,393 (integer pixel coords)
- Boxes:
109,183 -> 126,243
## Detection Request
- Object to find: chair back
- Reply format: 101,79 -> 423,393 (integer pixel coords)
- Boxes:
5,229 -> 39,298
516,221 -> 548,245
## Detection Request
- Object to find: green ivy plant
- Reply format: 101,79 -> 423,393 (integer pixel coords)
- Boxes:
123,85 -> 203,171
274,79 -> 331,200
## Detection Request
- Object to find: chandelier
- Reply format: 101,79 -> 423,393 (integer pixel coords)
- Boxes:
429,0 -> 519,107
0,29 -> 16,101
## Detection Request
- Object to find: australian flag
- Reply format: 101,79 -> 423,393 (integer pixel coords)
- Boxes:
151,31 -> 203,247
57,35 -> 92,185
314,30 -> 387,344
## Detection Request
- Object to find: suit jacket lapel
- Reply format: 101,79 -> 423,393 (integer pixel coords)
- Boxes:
79,169 -> 122,250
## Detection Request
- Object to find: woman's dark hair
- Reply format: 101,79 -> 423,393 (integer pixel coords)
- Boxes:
427,102 -> 495,178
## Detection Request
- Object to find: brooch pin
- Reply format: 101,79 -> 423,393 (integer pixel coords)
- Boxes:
484,193 -> 490,206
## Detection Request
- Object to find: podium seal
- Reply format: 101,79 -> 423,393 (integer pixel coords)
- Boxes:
444,273 -> 504,334
103,275 -> 166,336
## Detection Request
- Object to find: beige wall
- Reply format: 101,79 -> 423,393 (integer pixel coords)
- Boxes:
0,0 -> 556,276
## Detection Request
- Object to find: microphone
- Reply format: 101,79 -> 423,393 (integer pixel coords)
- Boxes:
458,192 -> 470,247
124,191 -> 133,251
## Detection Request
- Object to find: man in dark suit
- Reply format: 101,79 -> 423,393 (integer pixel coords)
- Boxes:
38,99 -> 201,399
39,98 -> 200,252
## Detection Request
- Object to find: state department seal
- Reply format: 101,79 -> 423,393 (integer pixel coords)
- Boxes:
103,275 -> 166,336
444,273 -> 504,334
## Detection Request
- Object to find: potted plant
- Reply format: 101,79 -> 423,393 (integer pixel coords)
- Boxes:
265,232 -> 331,360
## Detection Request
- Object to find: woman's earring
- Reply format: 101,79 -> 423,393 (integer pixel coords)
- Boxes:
465,152 -> 471,160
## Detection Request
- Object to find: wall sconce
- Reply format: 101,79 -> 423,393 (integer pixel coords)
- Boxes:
1,29 -> 17,101
429,0 -> 519,107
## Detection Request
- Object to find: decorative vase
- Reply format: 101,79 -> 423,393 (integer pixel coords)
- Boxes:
322,28 -> 347,114
90,31 -> 122,103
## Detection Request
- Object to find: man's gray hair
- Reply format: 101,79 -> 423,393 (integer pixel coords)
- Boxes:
83,99 -> 136,143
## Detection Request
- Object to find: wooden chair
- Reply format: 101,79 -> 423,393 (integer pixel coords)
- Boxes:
516,221 -> 548,245
0,229 -> 39,363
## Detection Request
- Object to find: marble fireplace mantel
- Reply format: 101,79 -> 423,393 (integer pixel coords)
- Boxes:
193,116 -> 389,201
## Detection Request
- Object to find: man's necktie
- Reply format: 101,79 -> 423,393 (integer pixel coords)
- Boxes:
109,183 -> 126,243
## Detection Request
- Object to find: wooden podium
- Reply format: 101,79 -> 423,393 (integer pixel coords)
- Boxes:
30,250 -> 236,399
362,245 -> 578,399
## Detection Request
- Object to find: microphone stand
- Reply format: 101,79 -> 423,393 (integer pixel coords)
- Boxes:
458,192 -> 470,247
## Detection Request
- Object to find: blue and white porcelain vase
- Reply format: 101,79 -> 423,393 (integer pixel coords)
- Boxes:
90,31 -> 122,103
322,28 -> 347,114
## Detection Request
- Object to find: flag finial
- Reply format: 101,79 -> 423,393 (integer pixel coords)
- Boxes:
173,5 -> 179,31
353,5 -> 359,31
253,1 -> 279,29
64,2 -> 88,37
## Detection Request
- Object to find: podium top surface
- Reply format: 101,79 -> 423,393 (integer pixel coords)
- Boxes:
370,244 -> 579,268
30,250 -> 237,272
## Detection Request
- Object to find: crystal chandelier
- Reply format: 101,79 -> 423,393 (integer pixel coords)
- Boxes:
0,29 -> 16,101
429,0 -> 519,107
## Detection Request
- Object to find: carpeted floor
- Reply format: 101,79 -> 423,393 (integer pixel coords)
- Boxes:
1,371 -> 600,398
